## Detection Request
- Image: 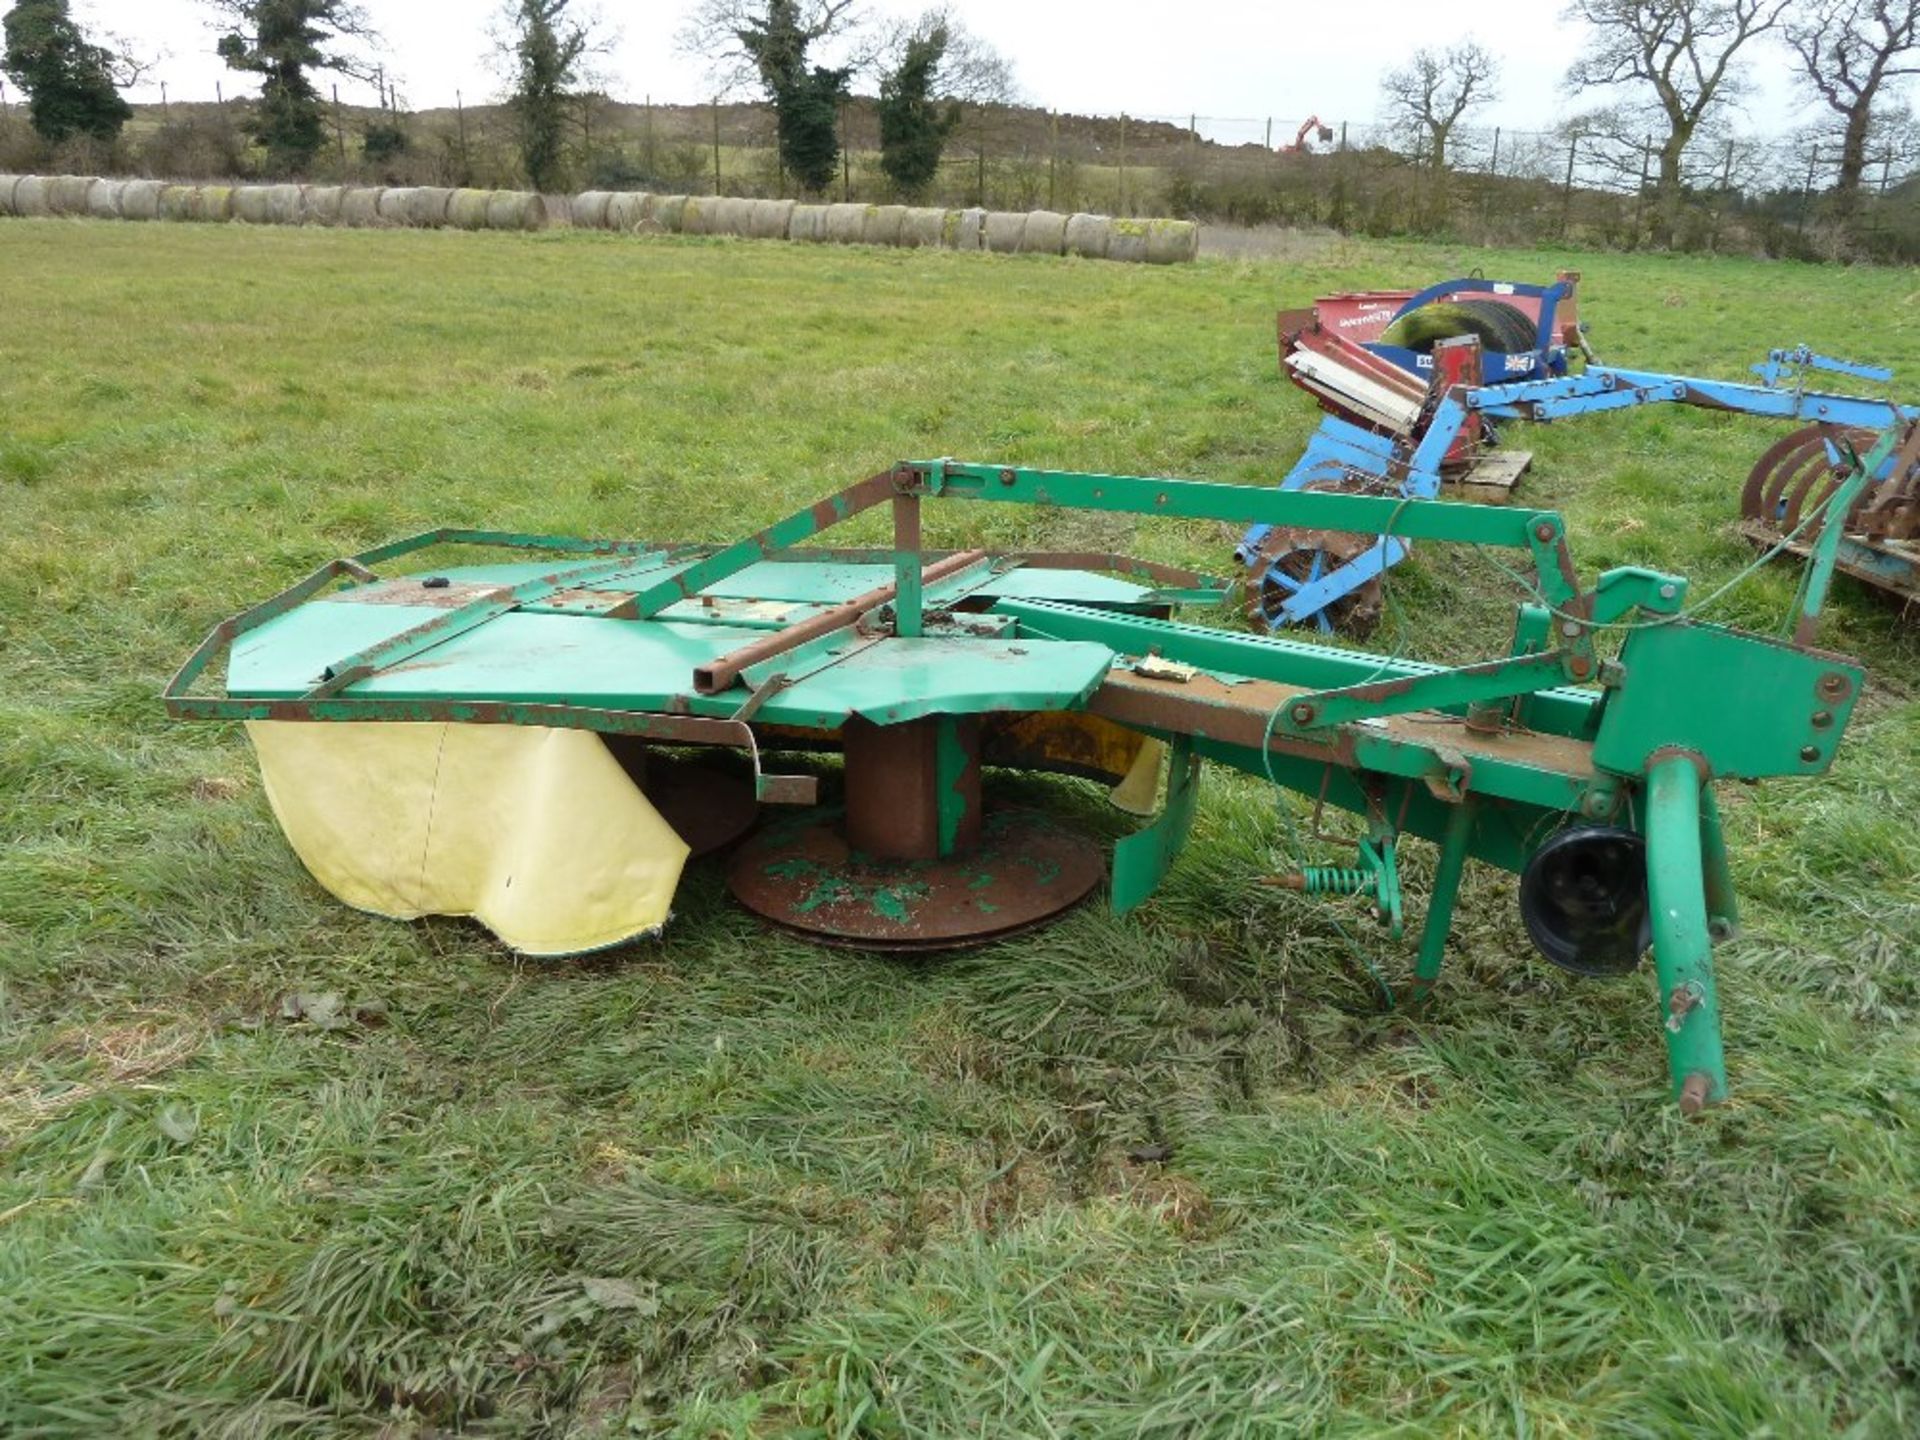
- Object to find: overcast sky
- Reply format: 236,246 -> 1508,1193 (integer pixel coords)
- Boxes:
66,0 -> 1820,141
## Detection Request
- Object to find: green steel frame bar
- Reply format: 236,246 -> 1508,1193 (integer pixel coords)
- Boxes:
1645,754 -> 1729,1111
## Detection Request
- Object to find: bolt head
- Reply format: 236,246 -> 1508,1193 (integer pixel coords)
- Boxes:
1534,522 -> 1556,542
1290,702 -> 1316,724
1800,745 -> 1820,763
1658,582 -> 1678,600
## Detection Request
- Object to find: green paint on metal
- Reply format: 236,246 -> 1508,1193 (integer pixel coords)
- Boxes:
1792,429 -> 1891,635
1414,800 -> 1477,994
1699,784 -> 1740,941
1111,736 -> 1202,916
935,714 -> 970,859
1593,622 -> 1865,780
1645,753 -> 1729,1110
915,460 -> 1563,550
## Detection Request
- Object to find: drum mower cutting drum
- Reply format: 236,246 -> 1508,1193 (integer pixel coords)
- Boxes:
169,448 -> 1888,1113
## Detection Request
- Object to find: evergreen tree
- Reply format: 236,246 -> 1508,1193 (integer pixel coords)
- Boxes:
875,20 -> 959,197
1,0 -> 131,144
734,1 -> 850,194
506,0 -> 589,193
211,1 -> 369,176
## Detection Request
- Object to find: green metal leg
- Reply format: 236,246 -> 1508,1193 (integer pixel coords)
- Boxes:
1412,799 -> 1476,1000
1111,737 -> 1200,917
1698,784 -> 1740,942
1645,755 -> 1729,1114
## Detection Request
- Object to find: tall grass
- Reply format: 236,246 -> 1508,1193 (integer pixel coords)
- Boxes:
0,220 -> 1916,1436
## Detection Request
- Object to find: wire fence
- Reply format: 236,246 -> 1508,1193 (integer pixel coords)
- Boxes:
3,85 -> 1915,261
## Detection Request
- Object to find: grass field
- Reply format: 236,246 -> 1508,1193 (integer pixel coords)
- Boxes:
2,220 -> 1918,1438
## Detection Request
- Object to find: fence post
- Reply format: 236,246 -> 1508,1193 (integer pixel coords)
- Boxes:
1049,109 -> 1058,210
643,93 -> 653,179
1189,112 -> 1197,154
1798,143 -> 1818,234
1489,125 -> 1500,175
1119,112 -> 1128,215
977,140 -> 986,208
1882,148 -> 1896,195
161,80 -> 169,123
334,84 -> 346,163
1632,135 -> 1652,239
1561,136 -> 1578,237
712,98 -> 722,196
1339,120 -> 1348,152
1264,116 -> 1272,150
841,101 -> 851,201
456,89 -> 469,179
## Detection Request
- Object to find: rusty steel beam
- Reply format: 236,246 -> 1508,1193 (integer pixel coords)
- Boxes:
692,549 -> 990,695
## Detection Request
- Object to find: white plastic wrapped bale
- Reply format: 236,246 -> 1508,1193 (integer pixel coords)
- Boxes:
863,204 -> 907,245
788,203 -> 828,241
945,207 -> 986,250
1018,210 -> 1069,256
118,179 -> 164,220
233,185 -> 274,223
715,196 -> 756,236
409,187 -> 454,226
898,207 -> 946,247
643,193 -> 688,232
572,190 -> 613,229
824,202 -> 866,243
340,186 -> 384,227
84,178 -> 125,220
486,190 -> 546,230
1064,213 -> 1111,259
446,188 -> 492,229
11,175 -> 48,215
983,210 -> 1026,253
302,185 -> 345,225
1145,218 -> 1199,264
748,197 -> 795,239
266,184 -> 305,225
605,191 -> 649,230
49,175 -> 93,214
0,175 -> 20,216
1107,218 -> 1150,264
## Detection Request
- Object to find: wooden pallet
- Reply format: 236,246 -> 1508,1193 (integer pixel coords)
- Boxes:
1444,448 -> 1532,504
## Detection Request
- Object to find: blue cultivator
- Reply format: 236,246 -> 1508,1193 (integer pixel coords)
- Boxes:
1243,275 -> 1920,633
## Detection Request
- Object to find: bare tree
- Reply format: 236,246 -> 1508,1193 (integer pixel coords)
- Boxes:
1567,1 -> 1789,240
1785,0 -> 1920,213
678,0 -> 868,93
1379,40 -> 1498,172
876,6 -> 1016,104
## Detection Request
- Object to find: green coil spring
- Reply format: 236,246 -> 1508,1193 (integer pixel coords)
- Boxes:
1297,867 -> 1379,897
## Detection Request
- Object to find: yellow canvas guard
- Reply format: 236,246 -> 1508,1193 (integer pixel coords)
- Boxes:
247,721 -> 690,956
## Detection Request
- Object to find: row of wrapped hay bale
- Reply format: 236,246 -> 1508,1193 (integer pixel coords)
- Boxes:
0,172 -> 1199,262
567,191 -> 1198,263
0,174 -> 548,232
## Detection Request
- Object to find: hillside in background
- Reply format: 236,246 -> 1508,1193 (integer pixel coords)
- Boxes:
2,90 -> 1913,263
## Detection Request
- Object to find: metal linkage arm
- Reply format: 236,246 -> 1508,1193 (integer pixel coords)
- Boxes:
909,459 -> 1564,550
